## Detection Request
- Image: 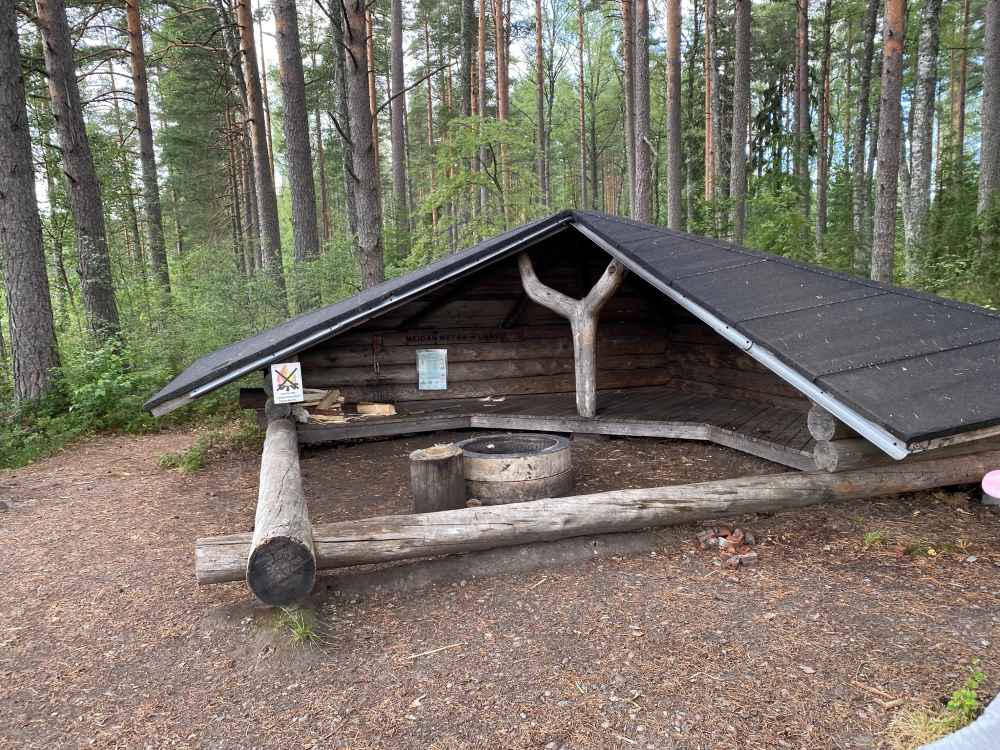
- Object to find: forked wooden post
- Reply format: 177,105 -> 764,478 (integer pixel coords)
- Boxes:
517,253 -> 624,417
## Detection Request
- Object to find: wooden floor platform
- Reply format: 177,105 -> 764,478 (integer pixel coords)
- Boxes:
297,386 -> 816,470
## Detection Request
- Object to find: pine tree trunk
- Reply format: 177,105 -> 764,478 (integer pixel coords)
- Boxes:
424,18 -> 438,234
902,0 -> 941,280
35,0 -> 120,339
703,0 -> 717,206
330,11 -> 359,240
315,109 -> 330,243
461,0 -> 474,117
632,0 -> 651,222
1,0 -> 59,401
794,0 -> 810,221
477,0 -> 489,218
870,0 -> 907,283
534,0 -> 548,207
665,0 -> 682,230
577,0 -> 587,209
815,0 -> 833,251
953,0 -> 971,163
852,0 -> 880,273
978,0 -> 1000,220
237,0 -> 286,308
620,0 -> 635,212
274,0 -> 320,312
390,0 -> 408,237
342,0 -> 384,288
258,17 -> 276,176
126,0 -> 169,296
729,0 -> 750,244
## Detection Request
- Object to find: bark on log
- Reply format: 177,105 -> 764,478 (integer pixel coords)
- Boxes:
410,444 -> 466,513
245,418 -> 315,604
195,450 -> 1000,584
815,436 -> 1000,473
806,405 -> 858,442
517,253 -> 624,417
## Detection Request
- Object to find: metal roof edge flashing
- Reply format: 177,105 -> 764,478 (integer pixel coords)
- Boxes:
571,220 -> 910,461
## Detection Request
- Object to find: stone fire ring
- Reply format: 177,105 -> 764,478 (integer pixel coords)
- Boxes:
455,433 -> 574,505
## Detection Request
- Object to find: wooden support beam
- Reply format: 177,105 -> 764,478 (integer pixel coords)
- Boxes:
814,436 -> 1000,473
194,449 -> 1000,585
806,404 -> 858,441
245,417 -> 316,605
517,253 -> 624,417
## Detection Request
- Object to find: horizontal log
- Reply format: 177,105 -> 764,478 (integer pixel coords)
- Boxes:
807,405 -> 858,441
814,436 -> 1000,472
307,369 -> 675,403
303,353 -> 671,387
194,449 -> 1000,584
298,334 -> 668,368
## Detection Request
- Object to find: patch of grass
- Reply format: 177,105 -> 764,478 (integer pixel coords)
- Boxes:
862,530 -> 885,549
887,660 -> 986,750
273,606 -> 318,645
904,541 -> 936,557
158,415 -> 264,473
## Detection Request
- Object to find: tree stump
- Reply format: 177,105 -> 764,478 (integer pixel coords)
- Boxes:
410,444 -> 466,513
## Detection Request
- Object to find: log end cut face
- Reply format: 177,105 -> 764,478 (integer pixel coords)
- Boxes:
246,536 -> 317,606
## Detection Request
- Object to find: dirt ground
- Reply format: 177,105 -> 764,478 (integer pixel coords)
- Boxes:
2,425 -> 999,750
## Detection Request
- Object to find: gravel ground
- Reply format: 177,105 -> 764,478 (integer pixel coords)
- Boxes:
1,425 -> 999,749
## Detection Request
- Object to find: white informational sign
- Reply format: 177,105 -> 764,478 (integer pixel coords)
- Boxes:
270,362 -> 305,404
417,349 -> 448,390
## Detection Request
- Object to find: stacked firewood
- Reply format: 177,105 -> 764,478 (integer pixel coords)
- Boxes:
695,525 -> 758,569
304,388 -> 397,424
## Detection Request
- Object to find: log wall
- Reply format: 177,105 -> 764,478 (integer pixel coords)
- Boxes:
297,241 -> 809,410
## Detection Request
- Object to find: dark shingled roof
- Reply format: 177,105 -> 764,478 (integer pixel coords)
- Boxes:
145,210 -> 1000,449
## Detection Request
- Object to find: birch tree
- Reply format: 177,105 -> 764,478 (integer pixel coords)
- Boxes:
902,0 -> 942,279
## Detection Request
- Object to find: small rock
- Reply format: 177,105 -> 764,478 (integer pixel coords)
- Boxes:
724,555 -> 740,570
799,665 -> 816,675
0,501 -> 9,511
738,552 -> 758,567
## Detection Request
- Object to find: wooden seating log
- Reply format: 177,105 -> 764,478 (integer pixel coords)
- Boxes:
410,444 -> 466,513
245,417 -> 316,605
194,449 -> 1000,586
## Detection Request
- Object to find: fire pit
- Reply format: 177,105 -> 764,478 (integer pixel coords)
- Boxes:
455,433 -> 574,504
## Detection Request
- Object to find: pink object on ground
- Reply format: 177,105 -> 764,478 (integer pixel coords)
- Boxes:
982,470 -> 1000,503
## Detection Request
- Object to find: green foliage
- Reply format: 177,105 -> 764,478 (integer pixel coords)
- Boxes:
158,415 -> 263,473
273,606 -> 318,645
945,659 -> 986,727
0,340 -> 164,469
862,530 -> 884,549
887,660 -> 986,749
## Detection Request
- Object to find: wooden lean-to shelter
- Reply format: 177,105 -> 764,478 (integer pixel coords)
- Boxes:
145,211 -> 1000,604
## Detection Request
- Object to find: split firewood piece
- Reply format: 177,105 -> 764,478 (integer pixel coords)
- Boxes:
357,402 -> 396,416
317,388 -> 344,410
517,253 -> 625,418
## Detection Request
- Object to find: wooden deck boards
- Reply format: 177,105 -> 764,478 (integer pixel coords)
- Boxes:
297,386 -> 815,470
